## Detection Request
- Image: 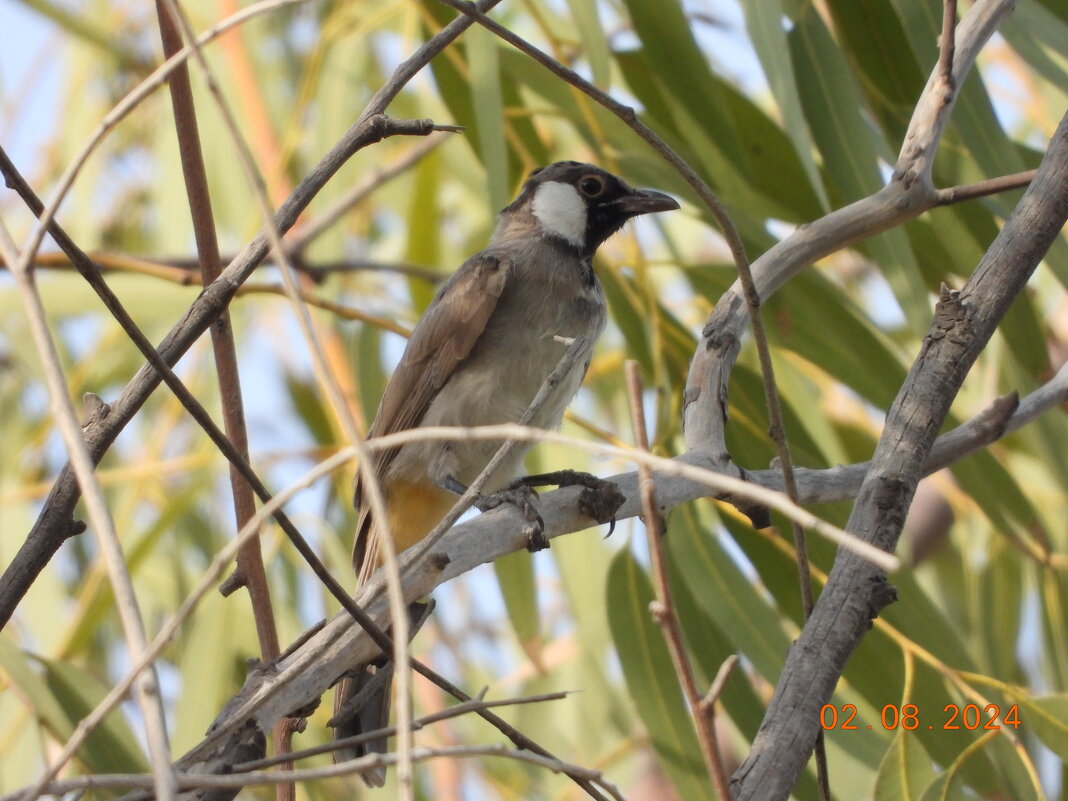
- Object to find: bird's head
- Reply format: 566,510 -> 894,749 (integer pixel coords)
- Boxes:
500,161 -> 680,258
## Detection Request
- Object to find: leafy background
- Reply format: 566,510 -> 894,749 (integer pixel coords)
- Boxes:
1,0 -> 1067,799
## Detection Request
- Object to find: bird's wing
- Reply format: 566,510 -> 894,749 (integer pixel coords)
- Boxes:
352,250 -> 510,572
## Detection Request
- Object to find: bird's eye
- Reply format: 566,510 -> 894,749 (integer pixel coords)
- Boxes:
578,175 -> 605,197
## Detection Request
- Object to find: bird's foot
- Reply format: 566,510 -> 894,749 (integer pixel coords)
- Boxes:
476,483 -> 547,552
511,470 -> 625,537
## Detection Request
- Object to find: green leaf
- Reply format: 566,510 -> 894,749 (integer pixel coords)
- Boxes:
668,512 -> 791,683
0,635 -> 71,741
873,732 -> 936,801
0,636 -> 147,776
606,549 -> 714,801
618,0 -> 745,163
614,14 -> 824,222
405,148 -> 445,311
1002,4 -> 1068,90
493,550 -> 541,658
566,0 -> 612,87
39,657 -> 148,775
466,25 -> 509,214
1016,695 -> 1068,760
789,5 -> 885,204
764,267 -> 908,409
172,592 -> 250,752
740,0 -> 829,210
823,0 -> 926,140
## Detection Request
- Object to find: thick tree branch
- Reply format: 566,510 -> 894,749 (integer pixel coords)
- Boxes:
731,109 -> 1068,801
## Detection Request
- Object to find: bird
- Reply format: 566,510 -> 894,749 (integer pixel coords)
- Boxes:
330,161 -> 679,785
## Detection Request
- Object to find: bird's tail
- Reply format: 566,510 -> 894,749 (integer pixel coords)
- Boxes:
329,600 -> 433,787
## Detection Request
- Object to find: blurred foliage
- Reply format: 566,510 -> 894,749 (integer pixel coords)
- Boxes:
1,0 -> 1067,799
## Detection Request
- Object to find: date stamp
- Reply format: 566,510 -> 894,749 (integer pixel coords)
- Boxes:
820,703 -> 1021,731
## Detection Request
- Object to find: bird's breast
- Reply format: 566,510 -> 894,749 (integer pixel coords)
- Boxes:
426,255 -> 605,428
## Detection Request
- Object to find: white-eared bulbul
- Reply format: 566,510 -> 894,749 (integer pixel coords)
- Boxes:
332,161 -> 679,784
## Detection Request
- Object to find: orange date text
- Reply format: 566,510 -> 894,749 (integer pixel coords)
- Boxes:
819,703 -> 1021,731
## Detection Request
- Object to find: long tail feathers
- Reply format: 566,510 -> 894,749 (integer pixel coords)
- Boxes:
329,600 -> 434,787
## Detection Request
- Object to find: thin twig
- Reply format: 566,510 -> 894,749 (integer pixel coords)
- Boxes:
624,362 -> 732,801
10,0 -> 311,285
10,447 -> 359,801
8,253 -> 416,333
235,691 -> 570,770
0,232 -> 177,801
700,656 -> 739,714
0,744 -> 627,801
938,0 -> 959,90
935,169 -> 1036,205
19,251 -> 442,286
287,136 -> 450,253
155,0 -> 279,651
154,6 -> 285,798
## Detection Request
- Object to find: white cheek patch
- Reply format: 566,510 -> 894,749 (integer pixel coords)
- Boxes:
531,181 -> 587,248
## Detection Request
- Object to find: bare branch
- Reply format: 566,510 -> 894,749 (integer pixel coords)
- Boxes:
732,108 -> 1068,801
895,0 -> 1012,189
1,744 -> 626,801
154,0 -> 279,653
154,4 -> 286,794
287,136 -> 451,254
625,363 -> 732,801
700,656 -> 740,714
153,0 -> 415,789
935,169 -> 1036,205
937,0 -> 959,95
683,0 -> 1017,517
19,250 -> 443,286
235,691 -> 570,770
0,232 -> 177,801
8,253 -> 419,333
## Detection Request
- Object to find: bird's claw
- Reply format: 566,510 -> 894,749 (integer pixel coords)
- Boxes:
577,480 -> 626,537
476,484 -> 548,552
516,470 -> 625,537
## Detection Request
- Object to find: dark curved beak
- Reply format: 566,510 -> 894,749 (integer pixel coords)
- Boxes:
617,188 -> 681,217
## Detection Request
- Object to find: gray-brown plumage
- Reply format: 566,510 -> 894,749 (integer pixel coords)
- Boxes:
333,162 -> 678,785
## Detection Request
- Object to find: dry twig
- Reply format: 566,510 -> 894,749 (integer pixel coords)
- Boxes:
624,362 -> 732,801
